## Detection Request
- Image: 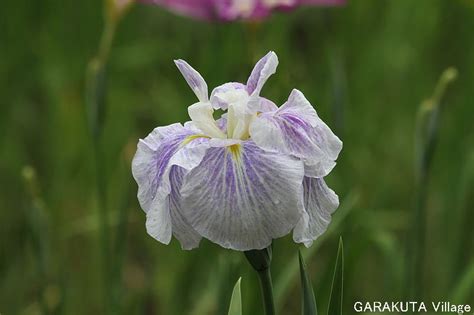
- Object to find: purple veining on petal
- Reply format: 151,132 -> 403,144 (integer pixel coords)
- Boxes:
246,51 -> 278,95
132,124 -> 193,212
175,59 -> 209,102
293,176 -> 339,247
168,166 -> 202,249
180,140 -> 304,250
258,97 -> 279,112
249,89 -> 342,177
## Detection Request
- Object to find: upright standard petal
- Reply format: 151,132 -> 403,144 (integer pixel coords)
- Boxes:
246,51 -> 279,96
249,89 -> 342,177
175,59 -> 209,102
180,141 -> 305,251
246,51 -> 279,113
132,123 -> 209,245
293,177 -> 339,247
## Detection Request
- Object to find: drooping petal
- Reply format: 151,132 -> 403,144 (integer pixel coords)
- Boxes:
145,197 -> 173,244
132,123 -> 190,212
180,141 -> 305,251
246,51 -> 279,96
250,89 -> 342,177
169,166 -> 202,249
146,166 -> 202,249
132,123 -> 209,245
175,59 -> 209,102
293,177 -> 339,247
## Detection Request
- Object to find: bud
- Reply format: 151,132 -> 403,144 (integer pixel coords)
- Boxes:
244,246 -> 272,272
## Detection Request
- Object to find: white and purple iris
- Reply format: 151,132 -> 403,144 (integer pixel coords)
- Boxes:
132,52 -> 342,251
139,0 -> 346,21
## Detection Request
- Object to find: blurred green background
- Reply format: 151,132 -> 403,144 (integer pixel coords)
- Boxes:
1,0 -> 473,314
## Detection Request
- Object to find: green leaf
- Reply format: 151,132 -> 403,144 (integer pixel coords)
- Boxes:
227,277 -> 242,315
452,261 -> 474,304
327,237 -> 344,315
299,250 -> 317,315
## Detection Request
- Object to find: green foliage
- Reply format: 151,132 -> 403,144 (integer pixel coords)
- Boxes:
327,238 -> 344,315
228,278 -> 243,315
299,250 -> 318,315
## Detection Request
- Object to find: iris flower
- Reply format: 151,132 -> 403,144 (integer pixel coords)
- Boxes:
132,52 -> 342,251
139,0 -> 346,21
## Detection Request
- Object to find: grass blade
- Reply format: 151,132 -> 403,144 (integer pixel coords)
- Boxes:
327,237 -> 344,315
299,250 -> 317,315
227,277 -> 242,315
275,192 -> 357,310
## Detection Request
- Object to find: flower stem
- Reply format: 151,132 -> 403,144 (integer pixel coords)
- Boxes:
244,247 -> 275,315
256,268 -> 276,315
407,67 -> 457,302
84,3 -> 123,314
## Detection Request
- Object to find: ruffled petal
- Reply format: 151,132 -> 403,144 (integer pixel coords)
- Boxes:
293,177 -> 339,247
180,141 -> 305,251
131,123 -> 209,246
175,59 -> 209,102
132,123 -> 189,212
250,89 -> 342,177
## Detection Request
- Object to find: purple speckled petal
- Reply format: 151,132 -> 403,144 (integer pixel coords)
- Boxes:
180,140 -> 305,250
175,59 -> 209,102
132,123 -> 209,245
249,89 -> 342,177
293,177 -> 339,247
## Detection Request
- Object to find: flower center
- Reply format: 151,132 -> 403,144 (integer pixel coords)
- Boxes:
187,88 -> 256,140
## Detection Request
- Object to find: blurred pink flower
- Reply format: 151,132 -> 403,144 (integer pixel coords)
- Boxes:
139,0 -> 345,21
